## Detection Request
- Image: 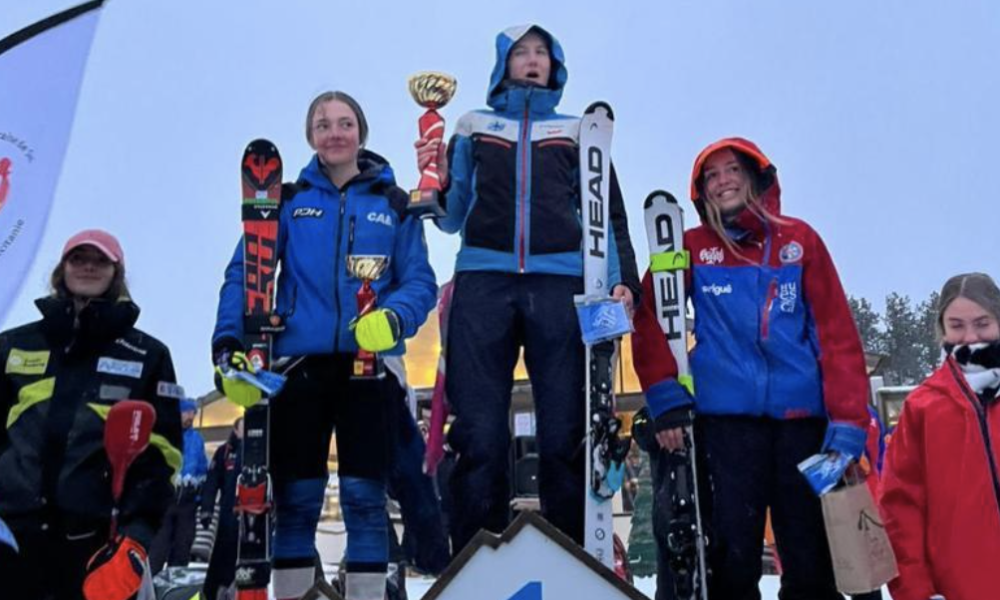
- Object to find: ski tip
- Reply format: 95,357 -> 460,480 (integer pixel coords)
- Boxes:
583,101 -> 614,121
244,138 -> 280,157
643,189 -> 679,209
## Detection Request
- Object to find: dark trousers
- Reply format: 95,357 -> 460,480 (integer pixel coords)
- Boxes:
272,354 -> 392,483
0,514 -> 105,600
446,272 -> 586,553
149,496 -> 198,574
698,416 -> 840,600
270,354 -> 392,566
202,516 -> 238,600
388,397 -> 450,575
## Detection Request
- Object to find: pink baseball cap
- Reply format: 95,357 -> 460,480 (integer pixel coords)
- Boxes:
62,229 -> 125,265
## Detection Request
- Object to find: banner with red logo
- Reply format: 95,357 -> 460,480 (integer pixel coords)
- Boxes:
0,1 -> 105,325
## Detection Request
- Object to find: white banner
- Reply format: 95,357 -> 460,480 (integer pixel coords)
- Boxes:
0,1 -> 105,325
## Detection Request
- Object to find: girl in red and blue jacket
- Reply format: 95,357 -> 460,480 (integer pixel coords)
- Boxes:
632,138 -> 870,600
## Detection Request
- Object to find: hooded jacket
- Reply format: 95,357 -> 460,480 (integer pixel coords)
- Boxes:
437,24 -> 640,294
879,358 -> 1000,600
631,138 -> 869,457
0,297 -> 183,547
213,150 -> 437,358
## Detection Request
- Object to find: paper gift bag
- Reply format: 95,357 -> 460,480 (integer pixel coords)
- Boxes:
820,481 -> 898,594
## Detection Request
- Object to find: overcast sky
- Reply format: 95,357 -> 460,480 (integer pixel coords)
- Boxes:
4,0 -> 998,395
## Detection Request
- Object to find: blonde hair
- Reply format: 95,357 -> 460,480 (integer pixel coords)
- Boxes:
696,148 -> 788,263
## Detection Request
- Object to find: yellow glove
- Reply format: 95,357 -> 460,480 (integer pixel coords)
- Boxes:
353,309 -> 401,353
213,350 -> 262,408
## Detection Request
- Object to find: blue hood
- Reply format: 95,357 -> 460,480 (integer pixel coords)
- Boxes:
298,149 -> 399,195
487,24 -> 568,115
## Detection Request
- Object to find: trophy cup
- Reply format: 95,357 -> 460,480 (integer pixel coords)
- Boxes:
408,71 -> 458,219
347,255 -> 391,379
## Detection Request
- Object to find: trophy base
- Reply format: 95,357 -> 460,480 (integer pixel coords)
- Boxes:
352,355 -> 386,380
408,189 -> 446,220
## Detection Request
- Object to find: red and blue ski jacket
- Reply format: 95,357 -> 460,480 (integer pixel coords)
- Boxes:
632,138 -> 869,458
213,151 -> 437,358
437,24 -> 639,294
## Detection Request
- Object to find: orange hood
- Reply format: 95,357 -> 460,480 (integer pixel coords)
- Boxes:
689,137 -> 780,221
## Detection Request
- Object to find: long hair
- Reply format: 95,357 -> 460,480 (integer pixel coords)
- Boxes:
50,260 -> 130,302
936,272 -> 1000,340
695,148 -> 788,263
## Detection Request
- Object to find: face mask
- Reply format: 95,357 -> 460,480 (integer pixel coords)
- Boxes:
946,341 -> 1000,370
947,341 -> 1000,399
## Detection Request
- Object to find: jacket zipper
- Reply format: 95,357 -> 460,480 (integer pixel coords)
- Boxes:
761,277 -> 778,340
333,191 -> 347,353
518,92 -> 532,273
949,360 -> 1000,519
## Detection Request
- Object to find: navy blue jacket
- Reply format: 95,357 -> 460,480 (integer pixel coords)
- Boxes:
214,151 -> 437,357
438,24 -> 639,294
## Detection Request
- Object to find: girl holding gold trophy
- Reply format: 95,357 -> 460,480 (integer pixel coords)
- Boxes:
415,24 -> 641,556
212,91 -> 436,600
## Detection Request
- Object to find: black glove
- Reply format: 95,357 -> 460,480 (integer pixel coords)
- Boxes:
631,407 -> 657,453
212,336 -> 245,394
632,406 -> 694,454
654,406 -> 694,433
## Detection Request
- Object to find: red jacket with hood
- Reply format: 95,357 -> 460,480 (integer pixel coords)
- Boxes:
631,138 -> 869,456
879,358 -> 1000,600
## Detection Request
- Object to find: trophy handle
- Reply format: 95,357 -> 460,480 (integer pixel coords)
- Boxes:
417,108 -> 445,191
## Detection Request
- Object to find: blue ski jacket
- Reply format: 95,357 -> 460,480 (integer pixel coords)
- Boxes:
179,426 -> 207,489
213,151 -> 437,358
437,24 -> 638,293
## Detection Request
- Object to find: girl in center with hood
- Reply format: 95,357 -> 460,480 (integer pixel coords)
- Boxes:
415,24 -> 641,553
631,138 -> 870,599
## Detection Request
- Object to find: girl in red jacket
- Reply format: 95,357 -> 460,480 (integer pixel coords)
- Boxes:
632,138 -> 870,599
880,272 -> 1000,600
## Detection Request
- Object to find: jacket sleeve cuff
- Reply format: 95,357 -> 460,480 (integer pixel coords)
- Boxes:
821,421 -> 867,460
120,520 -> 156,551
645,379 -> 695,419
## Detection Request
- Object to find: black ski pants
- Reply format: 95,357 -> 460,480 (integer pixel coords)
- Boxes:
446,272 -> 586,553
699,415 -> 840,600
0,512 -> 106,600
202,513 -> 238,600
148,493 -> 199,574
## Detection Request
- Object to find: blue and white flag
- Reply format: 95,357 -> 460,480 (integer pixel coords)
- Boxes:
0,1 -> 106,325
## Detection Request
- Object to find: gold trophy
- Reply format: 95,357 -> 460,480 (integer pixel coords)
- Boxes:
347,255 -> 391,379
408,71 -> 458,219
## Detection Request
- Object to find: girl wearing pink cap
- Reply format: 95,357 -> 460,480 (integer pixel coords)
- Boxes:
0,229 -> 183,600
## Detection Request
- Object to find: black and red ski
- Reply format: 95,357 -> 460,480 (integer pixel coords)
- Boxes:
235,139 -> 282,600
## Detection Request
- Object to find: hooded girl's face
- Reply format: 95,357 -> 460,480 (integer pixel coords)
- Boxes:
506,32 -> 551,88
702,148 -> 752,218
942,296 -> 1000,345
